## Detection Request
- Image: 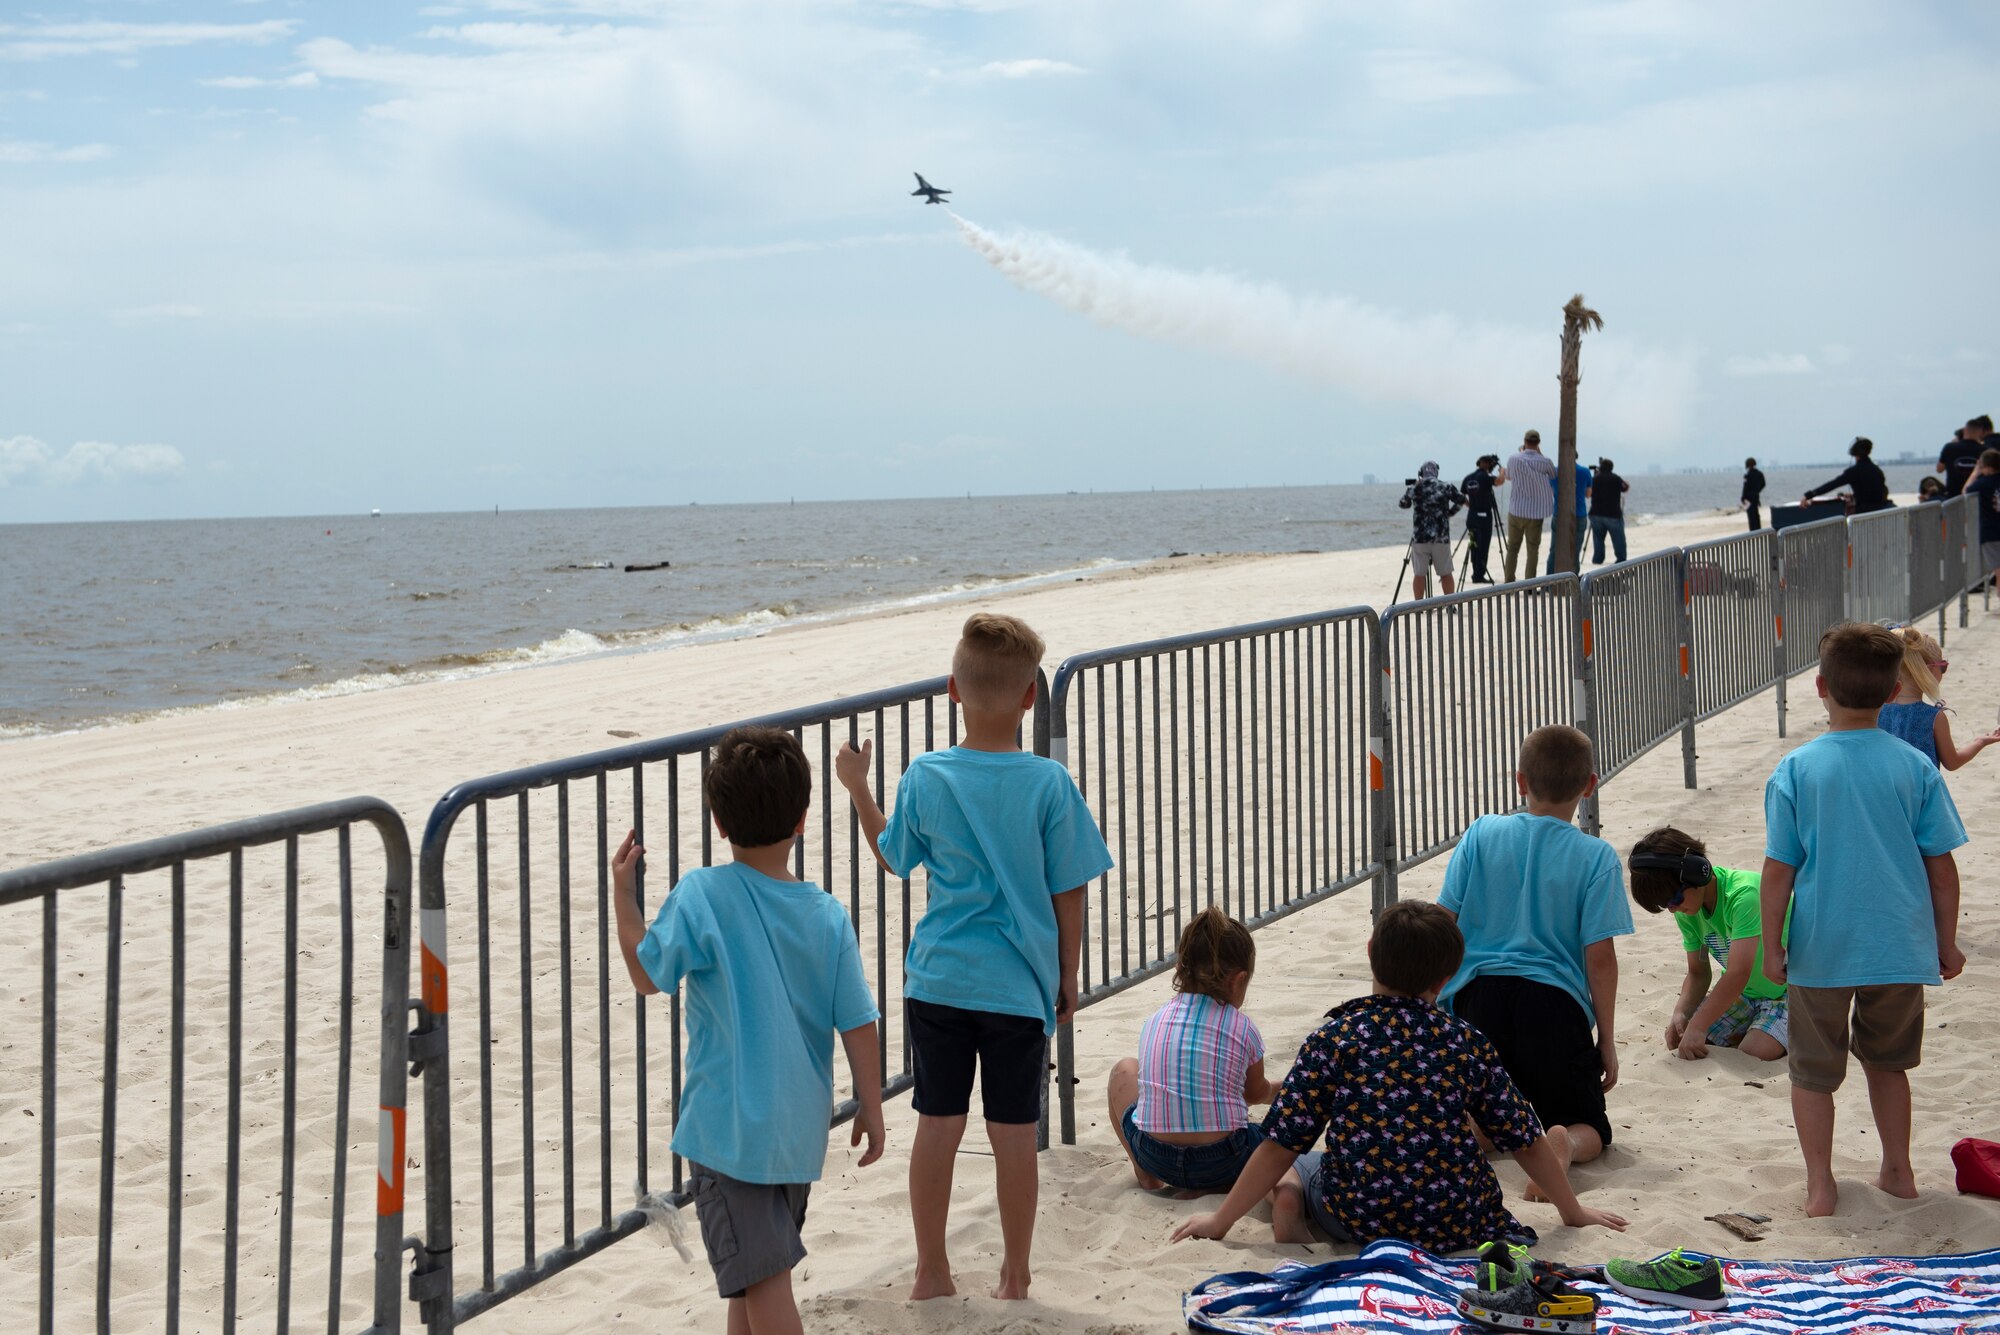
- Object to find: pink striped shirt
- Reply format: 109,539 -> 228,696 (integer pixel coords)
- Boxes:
1134,991 -> 1265,1134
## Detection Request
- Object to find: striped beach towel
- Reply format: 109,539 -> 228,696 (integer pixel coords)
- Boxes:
1184,1238 -> 2000,1333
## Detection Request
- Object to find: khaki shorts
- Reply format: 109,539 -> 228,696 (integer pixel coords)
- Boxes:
1787,984 -> 1924,1094
1411,541 -> 1453,580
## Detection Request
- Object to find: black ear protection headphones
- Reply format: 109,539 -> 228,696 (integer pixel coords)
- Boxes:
1628,848 -> 1714,889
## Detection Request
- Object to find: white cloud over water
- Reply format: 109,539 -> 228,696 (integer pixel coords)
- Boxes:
0,436 -> 186,485
1723,353 -> 1816,378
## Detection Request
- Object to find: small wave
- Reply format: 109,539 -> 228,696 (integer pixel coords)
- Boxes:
406,589 -> 462,601
0,721 -> 50,741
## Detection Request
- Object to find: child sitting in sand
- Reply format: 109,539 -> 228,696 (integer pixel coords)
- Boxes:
611,727 -> 885,1335
1762,622 -> 1968,1217
1438,725 -> 1632,1198
1107,907 -> 1274,1195
837,612 -> 1113,1301
1877,625 -> 2000,770
1170,901 -> 1626,1252
1628,828 -> 1787,1063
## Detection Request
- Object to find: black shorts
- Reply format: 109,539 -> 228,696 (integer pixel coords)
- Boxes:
906,998 -> 1048,1125
1451,973 -> 1612,1148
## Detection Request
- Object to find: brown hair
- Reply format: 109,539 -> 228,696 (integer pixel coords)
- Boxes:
704,726 -> 811,848
1628,826 -> 1706,914
952,612 -> 1044,710
1370,901 -> 1464,996
1978,448 -> 2000,472
1895,625 -> 1943,704
1171,906 -> 1256,1003
1518,725 -> 1594,802
1817,622 -> 1902,709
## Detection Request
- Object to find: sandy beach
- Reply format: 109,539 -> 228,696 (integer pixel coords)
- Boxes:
7,503 -> 1999,1333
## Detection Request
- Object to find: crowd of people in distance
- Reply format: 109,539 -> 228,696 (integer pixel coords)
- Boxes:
600,606 -> 1982,1334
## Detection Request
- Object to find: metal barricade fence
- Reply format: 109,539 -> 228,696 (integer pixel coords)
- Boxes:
1376,574 -> 1583,903
1847,507 -> 1909,627
1044,609 -> 1381,1142
1575,552 -> 1684,832
1684,530 -> 1778,725
1908,501 -> 1952,638
0,799 -> 413,1335
1941,493 -> 1975,628
1779,516 -> 1848,680
412,677 -> 1013,1330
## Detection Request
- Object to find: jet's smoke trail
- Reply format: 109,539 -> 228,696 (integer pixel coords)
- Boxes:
951,214 -> 1694,446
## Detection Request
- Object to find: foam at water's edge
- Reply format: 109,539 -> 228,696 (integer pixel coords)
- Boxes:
0,557 -> 1137,743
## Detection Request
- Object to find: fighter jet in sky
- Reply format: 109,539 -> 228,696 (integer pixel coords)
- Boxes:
911,173 -> 951,205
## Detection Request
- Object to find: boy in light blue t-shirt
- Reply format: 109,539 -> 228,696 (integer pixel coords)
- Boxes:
1761,623 -> 1967,1219
1439,724 -> 1633,1199
614,726 -> 884,1335
839,612 -> 1113,1303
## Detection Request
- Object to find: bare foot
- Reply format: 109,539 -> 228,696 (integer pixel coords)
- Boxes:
991,1268 -> 1031,1301
1524,1125 -> 1571,1204
1873,1164 -> 1919,1200
910,1267 -> 957,1301
1805,1174 -> 1839,1218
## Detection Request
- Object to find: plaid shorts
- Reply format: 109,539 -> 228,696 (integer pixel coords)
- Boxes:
1706,993 -> 1788,1050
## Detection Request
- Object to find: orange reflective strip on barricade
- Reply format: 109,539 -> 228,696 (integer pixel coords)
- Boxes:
420,906 -> 448,1013
1368,738 -> 1384,791
1776,613 -> 1785,643
1679,645 -> 1690,677
378,1104 -> 406,1216
1582,618 -> 1593,658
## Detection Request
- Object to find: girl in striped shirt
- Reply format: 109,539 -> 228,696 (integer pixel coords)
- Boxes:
1107,907 -> 1274,1194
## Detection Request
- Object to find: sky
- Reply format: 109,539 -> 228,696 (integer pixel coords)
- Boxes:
1,1 -> 1996,523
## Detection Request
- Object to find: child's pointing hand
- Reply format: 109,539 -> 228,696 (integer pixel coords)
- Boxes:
835,739 -> 873,792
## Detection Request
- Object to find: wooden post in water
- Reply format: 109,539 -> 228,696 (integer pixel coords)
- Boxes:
1552,293 -> 1601,575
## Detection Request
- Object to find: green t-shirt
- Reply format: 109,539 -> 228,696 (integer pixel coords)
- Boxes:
1673,866 -> 1788,1001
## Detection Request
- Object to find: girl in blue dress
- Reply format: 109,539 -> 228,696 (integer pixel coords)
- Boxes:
1877,626 -> 2000,769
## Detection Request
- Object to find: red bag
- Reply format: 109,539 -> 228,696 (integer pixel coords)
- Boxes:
1951,1137 -> 2000,1198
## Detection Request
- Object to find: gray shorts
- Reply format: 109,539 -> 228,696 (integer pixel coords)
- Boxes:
1411,542 -> 1453,580
1289,1151 -> 1358,1243
688,1162 -> 810,1298
1981,541 -> 2000,574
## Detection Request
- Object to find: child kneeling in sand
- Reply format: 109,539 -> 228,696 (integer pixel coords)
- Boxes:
1629,828 -> 1788,1062
1171,902 -> 1626,1252
612,727 -> 886,1335
1108,907 -> 1274,1194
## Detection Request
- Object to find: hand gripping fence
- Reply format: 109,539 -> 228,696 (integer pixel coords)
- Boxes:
410,675 -> 1037,1330
1043,608 -> 1383,1143
0,798 -> 414,1335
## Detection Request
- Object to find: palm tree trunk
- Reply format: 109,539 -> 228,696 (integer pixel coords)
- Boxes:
1552,294 -> 1602,575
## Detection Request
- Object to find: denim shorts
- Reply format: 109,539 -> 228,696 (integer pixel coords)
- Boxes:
1121,1105 -> 1264,1192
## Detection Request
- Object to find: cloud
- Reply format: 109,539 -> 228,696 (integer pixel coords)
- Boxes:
0,436 -> 185,485
0,140 -> 112,164
0,20 -> 296,61
973,58 -> 1087,79
1364,48 -> 1526,104
111,304 -> 207,324
199,71 -> 320,89
1723,352 -> 1815,377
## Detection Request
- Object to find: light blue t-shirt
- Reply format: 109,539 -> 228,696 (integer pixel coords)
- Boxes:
1763,728 -> 1966,987
879,747 -> 1115,1034
636,863 -> 879,1185
1438,812 -> 1634,1026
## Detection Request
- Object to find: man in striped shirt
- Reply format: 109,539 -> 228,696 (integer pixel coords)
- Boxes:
1502,429 -> 1557,582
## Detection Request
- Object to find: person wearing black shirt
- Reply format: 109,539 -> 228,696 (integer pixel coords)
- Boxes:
1587,458 -> 1630,564
1802,437 -> 1892,514
1460,454 -> 1504,584
1937,424 -> 1985,497
1741,457 -> 1766,531
1966,447 -> 2000,592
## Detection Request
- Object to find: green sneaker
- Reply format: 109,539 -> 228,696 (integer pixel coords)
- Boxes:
1604,1249 -> 1727,1311
1474,1240 -> 1534,1292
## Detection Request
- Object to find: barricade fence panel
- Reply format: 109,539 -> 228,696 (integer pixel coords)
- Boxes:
1779,516 -> 1848,677
0,800 -> 412,1335
1684,531 -> 1778,724
1044,610 -> 1381,1141
1847,507 -> 1909,627
1378,575 -> 1582,895
1908,501 -> 1950,634
414,678 -> 1009,1329
1579,551 -> 1684,782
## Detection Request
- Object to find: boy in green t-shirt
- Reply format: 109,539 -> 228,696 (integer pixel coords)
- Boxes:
1628,828 -> 1787,1062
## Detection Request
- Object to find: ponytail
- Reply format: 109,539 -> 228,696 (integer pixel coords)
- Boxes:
1171,906 -> 1256,1005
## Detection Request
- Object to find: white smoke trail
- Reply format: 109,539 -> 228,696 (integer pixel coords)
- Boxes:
951,214 -> 1695,447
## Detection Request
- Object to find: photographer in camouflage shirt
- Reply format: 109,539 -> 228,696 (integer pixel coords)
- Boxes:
1398,461 -> 1465,600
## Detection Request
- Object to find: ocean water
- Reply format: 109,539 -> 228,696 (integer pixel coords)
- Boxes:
0,466 -> 1932,738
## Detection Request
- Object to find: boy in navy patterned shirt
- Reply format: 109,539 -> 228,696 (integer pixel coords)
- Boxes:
1172,902 -> 1626,1252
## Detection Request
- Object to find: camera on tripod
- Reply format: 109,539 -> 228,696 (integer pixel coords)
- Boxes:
1403,477 -> 1419,488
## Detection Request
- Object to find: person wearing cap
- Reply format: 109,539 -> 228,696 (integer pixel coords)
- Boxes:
1502,429 -> 1556,582
1460,454 -> 1506,584
1802,437 -> 1892,515
1398,461 -> 1465,599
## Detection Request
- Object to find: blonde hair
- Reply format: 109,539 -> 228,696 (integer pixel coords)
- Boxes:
1896,626 -> 1944,704
1172,907 -> 1255,1004
951,613 -> 1044,709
